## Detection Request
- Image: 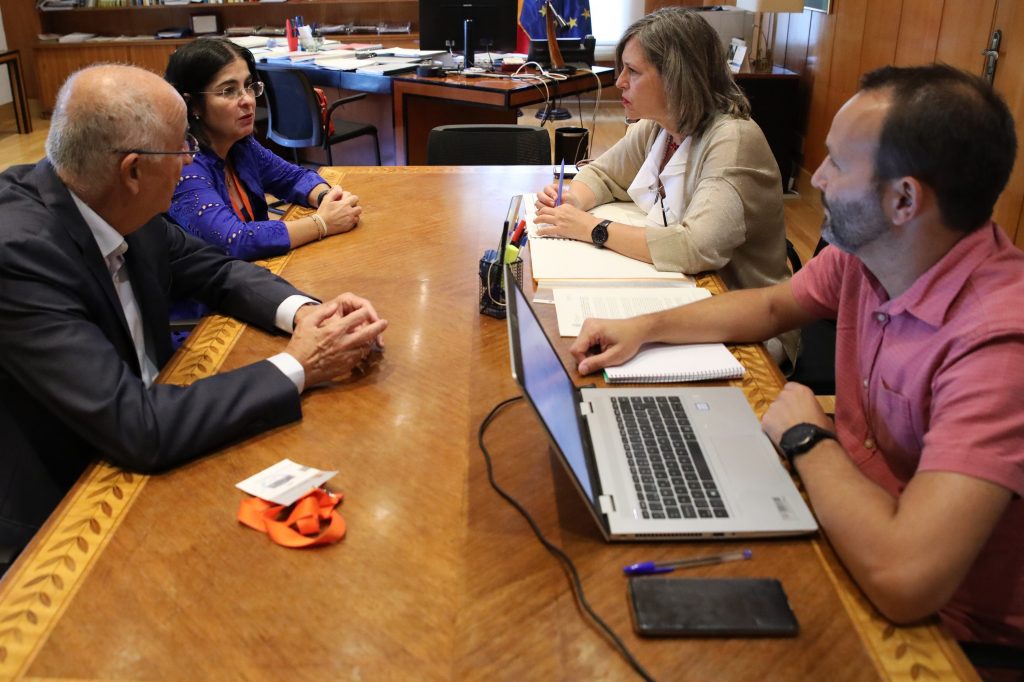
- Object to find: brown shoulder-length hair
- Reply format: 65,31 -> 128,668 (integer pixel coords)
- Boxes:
615,8 -> 750,138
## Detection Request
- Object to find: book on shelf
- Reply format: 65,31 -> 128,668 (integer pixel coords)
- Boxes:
603,342 -> 745,384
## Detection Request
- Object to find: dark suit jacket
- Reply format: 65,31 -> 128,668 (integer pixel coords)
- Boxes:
0,160 -> 306,549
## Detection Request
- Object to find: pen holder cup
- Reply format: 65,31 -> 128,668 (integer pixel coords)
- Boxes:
478,256 -> 523,319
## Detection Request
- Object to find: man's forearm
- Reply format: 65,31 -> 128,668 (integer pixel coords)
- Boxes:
646,282 -> 810,346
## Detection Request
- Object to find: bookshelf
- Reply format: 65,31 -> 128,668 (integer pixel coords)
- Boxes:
33,0 -> 419,112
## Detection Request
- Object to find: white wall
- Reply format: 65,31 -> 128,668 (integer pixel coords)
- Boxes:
589,3 -> 754,61
0,8 -> 11,105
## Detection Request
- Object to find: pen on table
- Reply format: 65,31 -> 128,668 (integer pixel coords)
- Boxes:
556,158 -> 565,206
623,549 -> 752,576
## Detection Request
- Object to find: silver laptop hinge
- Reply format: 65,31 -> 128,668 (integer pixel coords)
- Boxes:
579,400 -> 595,418
598,494 -> 616,514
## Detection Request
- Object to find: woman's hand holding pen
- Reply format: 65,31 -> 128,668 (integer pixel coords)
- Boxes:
317,187 -> 362,235
534,202 -> 598,242
535,181 -> 582,209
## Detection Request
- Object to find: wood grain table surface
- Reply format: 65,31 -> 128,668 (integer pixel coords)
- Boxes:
0,167 -> 976,681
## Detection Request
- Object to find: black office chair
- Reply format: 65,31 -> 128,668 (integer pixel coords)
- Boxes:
787,237 -> 837,395
257,67 -> 380,166
426,124 -> 551,165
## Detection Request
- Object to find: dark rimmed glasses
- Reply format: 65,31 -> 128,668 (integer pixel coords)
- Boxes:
114,133 -> 200,160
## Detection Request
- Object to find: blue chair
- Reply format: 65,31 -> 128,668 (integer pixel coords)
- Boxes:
257,66 -> 380,166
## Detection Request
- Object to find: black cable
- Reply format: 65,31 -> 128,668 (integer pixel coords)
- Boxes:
477,396 -> 656,682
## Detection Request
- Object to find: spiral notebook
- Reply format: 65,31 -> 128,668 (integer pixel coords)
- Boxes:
603,342 -> 745,384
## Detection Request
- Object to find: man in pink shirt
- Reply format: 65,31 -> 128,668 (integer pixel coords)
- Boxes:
569,63 -> 1024,655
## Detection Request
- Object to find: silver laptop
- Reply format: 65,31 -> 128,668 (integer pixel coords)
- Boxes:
506,272 -> 818,540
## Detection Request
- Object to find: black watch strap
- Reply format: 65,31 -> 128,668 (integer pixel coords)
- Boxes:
779,423 -> 837,470
591,219 -> 610,248
316,187 -> 331,207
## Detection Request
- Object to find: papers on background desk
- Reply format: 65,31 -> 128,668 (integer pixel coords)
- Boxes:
552,286 -> 711,337
236,459 -> 337,506
522,194 -> 693,287
230,36 -> 271,49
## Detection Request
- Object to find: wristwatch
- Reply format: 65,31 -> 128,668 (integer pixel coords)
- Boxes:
778,423 -> 837,469
591,219 -> 611,248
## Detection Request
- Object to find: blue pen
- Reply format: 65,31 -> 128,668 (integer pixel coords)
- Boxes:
556,158 -> 565,206
623,549 -> 752,576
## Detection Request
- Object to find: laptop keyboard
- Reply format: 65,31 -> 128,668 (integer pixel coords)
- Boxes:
613,396 -> 729,520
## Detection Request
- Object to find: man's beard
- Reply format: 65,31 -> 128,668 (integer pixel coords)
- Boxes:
820,188 -> 890,253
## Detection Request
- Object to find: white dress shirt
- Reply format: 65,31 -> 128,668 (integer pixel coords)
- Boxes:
71,193 -> 313,392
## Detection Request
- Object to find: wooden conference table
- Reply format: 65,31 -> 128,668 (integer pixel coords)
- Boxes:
0,168 -> 975,680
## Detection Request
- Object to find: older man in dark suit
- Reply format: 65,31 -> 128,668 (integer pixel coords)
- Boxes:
0,65 -> 388,565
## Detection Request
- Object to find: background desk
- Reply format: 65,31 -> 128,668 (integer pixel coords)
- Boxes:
0,168 -> 974,680
391,68 -> 614,165
256,62 -> 613,166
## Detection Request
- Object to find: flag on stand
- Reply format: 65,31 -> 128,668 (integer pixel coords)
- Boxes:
517,0 -> 593,52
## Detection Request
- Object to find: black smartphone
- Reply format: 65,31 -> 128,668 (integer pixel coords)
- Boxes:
628,577 -> 799,637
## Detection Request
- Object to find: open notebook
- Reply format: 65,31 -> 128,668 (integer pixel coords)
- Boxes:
522,195 -> 692,286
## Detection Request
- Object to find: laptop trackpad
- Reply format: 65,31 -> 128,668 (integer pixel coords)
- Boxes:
711,433 -> 785,490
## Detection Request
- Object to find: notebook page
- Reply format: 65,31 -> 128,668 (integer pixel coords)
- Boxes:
553,287 -> 711,336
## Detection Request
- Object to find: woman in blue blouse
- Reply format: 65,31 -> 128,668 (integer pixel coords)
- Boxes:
165,38 -> 361,260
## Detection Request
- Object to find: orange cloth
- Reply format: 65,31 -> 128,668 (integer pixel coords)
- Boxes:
238,488 -> 346,547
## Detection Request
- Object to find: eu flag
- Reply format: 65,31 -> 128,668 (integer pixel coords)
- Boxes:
519,0 -> 593,40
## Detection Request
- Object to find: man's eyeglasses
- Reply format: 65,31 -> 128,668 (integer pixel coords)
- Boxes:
114,133 -> 200,159
199,81 -> 265,101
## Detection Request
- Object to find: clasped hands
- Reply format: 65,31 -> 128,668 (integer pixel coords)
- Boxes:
533,181 -> 597,242
317,186 -> 362,236
285,293 -> 388,387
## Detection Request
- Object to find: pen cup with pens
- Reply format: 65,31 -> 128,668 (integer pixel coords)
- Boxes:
478,249 -> 523,319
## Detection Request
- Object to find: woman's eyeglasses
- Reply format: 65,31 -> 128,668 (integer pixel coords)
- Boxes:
199,81 -> 265,101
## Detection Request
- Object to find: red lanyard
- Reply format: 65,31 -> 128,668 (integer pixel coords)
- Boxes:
225,163 -> 255,222
238,488 -> 346,548
657,136 -> 680,198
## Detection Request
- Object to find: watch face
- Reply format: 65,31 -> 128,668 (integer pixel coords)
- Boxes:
592,220 -> 609,246
781,423 -> 832,457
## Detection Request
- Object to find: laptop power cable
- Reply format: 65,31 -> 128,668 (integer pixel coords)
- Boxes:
477,396 -> 656,682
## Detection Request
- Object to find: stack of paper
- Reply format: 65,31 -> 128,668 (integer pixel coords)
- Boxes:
514,193 -> 744,384
552,286 -> 711,337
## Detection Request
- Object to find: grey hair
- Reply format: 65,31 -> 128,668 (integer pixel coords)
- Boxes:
45,64 -> 166,195
616,8 -> 750,138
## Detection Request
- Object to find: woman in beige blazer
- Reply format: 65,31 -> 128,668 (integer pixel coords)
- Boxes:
535,8 -> 795,364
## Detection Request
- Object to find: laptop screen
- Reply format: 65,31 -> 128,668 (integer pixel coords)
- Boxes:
508,277 -> 596,502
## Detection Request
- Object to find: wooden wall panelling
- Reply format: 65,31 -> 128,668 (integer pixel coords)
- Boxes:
857,0 -> 901,75
129,43 -> 182,77
801,4 -> 837,172
35,44 -> 135,112
893,0 -> 943,65
992,0 -> 1024,247
935,0 -> 997,72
